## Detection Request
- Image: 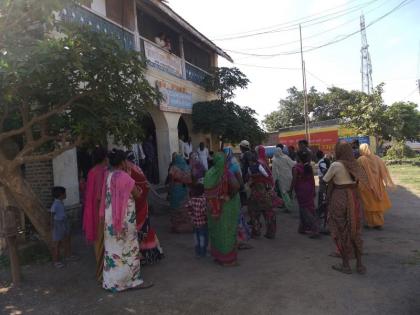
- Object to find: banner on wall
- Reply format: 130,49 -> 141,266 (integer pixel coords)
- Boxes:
144,41 -> 183,77
279,129 -> 339,153
156,80 -> 193,114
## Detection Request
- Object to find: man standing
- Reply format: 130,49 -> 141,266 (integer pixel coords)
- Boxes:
239,140 -> 253,183
183,137 -> 193,163
197,142 -> 209,170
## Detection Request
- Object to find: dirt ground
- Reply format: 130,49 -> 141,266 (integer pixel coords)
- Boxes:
1,181 -> 420,315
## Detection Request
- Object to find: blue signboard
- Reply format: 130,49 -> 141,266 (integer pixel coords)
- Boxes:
339,135 -> 370,145
160,87 -> 193,112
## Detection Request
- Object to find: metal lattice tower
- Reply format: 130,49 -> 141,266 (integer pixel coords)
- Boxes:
360,14 -> 373,94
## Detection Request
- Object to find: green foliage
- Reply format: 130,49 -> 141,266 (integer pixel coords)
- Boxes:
204,67 -> 249,102
386,141 -> 416,159
385,102 -> 420,141
262,86 -> 362,131
342,84 -> 389,140
192,100 -> 266,146
0,0 -> 158,163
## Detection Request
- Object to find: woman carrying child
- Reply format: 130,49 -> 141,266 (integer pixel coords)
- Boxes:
204,152 -> 241,266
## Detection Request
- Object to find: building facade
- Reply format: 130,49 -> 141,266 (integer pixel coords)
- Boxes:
26,0 -> 231,209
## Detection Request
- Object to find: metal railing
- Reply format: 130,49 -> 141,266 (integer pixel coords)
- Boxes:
60,5 -> 135,50
185,62 -> 210,87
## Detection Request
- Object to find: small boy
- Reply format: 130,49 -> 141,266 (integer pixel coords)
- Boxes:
186,184 -> 208,258
50,186 -> 78,268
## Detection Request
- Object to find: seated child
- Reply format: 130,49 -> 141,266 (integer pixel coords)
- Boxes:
186,184 -> 208,258
50,186 -> 78,268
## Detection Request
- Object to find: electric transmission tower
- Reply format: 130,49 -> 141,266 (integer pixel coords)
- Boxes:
360,14 -> 373,94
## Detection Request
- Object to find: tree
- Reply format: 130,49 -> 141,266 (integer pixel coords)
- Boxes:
204,67 -> 249,102
0,0 -> 158,245
192,100 -> 265,147
194,67 -> 264,148
385,102 -> 420,141
341,83 -> 389,143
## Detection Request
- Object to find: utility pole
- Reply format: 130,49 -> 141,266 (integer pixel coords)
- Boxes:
299,24 -> 309,141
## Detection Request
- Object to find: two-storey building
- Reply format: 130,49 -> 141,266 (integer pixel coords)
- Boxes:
26,0 -> 232,210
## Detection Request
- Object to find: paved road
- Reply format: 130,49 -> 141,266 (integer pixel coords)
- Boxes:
1,184 -> 420,315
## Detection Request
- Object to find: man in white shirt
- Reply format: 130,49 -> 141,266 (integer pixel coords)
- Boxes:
183,137 -> 193,162
197,142 -> 209,170
178,137 -> 185,157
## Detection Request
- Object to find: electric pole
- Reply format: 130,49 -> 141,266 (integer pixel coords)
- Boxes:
299,24 -> 310,141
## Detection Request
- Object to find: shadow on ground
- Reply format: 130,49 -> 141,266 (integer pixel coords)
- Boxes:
1,185 -> 420,315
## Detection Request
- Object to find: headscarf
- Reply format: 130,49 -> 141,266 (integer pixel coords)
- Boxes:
99,170 -> 135,235
223,147 -> 241,174
358,143 -> 394,198
272,147 -> 296,192
204,153 -> 226,189
173,153 -> 190,172
190,152 -> 205,180
256,145 -> 268,167
335,142 -> 367,185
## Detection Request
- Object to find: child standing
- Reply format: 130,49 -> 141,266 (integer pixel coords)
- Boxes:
50,186 -> 78,268
186,184 -> 208,258
290,150 -> 320,238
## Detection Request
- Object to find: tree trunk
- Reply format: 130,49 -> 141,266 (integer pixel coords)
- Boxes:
0,163 -> 52,248
6,236 -> 21,285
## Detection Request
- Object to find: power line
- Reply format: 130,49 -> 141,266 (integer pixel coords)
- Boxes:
211,0 -> 364,39
224,0 -> 413,57
213,0 -> 381,41
224,0 -> 393,51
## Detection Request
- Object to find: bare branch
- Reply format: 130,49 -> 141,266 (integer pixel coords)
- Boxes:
0,92 -> 92,142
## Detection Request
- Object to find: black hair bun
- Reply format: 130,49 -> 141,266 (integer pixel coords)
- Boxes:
108,149 -> 127,167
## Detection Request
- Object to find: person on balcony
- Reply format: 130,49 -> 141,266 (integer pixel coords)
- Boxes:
154,32 -> 166,48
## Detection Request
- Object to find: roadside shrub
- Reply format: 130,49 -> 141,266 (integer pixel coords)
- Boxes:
385,141 -> 416,159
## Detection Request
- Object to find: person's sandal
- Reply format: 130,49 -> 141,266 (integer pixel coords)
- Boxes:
54,262 -> 65,269
332,264 -> 352,274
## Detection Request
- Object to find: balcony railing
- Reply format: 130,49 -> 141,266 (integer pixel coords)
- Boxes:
185,62 -> 210,88
61,5 -> 212,88
60,5 -> 135,50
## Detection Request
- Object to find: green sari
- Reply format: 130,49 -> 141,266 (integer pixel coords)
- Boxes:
204,153 -> 240,264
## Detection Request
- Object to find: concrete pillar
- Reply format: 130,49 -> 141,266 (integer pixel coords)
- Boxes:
52,148 -> 80,207
148,107 -> 181,183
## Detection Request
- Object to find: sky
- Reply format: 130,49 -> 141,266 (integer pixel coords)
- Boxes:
167,0 -> 420,122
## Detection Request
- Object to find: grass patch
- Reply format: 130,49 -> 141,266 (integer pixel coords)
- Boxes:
388,164 -> 420,192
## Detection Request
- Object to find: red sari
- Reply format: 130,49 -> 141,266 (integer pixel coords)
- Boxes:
127,162 -> 163,265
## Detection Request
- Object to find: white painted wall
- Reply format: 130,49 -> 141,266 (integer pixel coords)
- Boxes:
52,148 -> 80,207
91,0 -> 106,16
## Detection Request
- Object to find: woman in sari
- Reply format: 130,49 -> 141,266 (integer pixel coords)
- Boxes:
126,152 -> 164,265
290,150 -> 319,238
100,150 -> 152,291
82,147 -> 108,281
357,143 -> 394,229
272,147 -> 296,212
190,152 -> 206,184
168,154 -> 193,233
323,143 -> 367,274
204,152 -> 241,266
248,145 -> 277,239
223,147 -> 251,249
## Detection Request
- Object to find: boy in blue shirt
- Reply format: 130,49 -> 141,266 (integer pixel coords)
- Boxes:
50,186 -> 78,268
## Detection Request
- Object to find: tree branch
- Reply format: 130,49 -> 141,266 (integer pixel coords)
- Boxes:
15,135 -> 83,165
0,92 -> 91,142
0,104 -> 9,132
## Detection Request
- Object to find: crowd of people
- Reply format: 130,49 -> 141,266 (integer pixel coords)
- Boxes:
50,138 -> 395,292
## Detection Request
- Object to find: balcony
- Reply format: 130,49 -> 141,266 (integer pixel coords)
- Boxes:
61,5 -> 211,88
60,5 -> 135,50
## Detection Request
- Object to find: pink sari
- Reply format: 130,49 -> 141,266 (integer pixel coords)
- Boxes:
82,164 -> 107,243
99,170 -> 135,234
